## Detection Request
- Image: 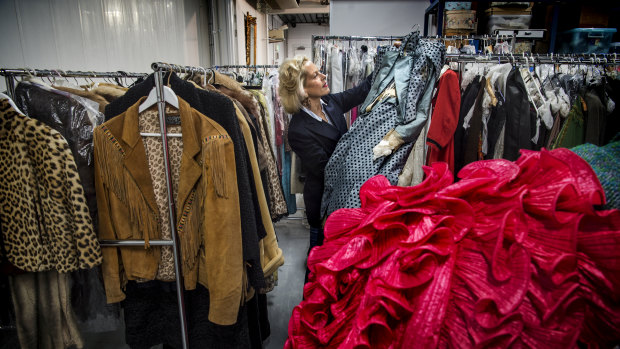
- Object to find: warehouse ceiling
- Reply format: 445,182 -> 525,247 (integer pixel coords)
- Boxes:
278,13 -> 329,26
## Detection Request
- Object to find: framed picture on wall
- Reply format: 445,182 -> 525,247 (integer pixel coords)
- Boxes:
245,12 -> 257,65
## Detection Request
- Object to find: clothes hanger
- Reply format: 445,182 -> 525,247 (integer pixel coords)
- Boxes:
138,65 -> 181,137
138,65 -> 179,113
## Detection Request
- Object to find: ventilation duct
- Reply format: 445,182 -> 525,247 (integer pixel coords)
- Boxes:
265,0 -> 299,10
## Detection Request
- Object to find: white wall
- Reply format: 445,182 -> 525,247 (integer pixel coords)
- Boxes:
212,0 -> 238,66
235,0 -> 268,65
0,0 -> 211,91
286,23 -> 330,60
330,0 -> 429,36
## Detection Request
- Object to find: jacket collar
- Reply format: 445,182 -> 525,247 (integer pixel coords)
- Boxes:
120,96 -> 202,219
297,108 -> 342,142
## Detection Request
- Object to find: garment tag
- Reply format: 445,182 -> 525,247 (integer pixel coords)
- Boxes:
166,115 -> 181,125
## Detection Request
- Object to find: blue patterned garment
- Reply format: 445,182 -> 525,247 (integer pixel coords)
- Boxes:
571,135 -> 620,210
321,31 -> 446,217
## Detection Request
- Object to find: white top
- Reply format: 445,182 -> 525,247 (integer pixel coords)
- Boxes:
301,99 -> 333,125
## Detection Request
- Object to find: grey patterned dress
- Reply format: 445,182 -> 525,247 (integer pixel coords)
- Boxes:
321,31 -> 446,216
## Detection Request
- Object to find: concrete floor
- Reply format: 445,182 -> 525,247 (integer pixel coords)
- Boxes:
2,200 -> 309,349
263,215 -> 308,349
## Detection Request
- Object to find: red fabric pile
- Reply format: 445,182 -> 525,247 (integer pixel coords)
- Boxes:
285,148 -> 620,348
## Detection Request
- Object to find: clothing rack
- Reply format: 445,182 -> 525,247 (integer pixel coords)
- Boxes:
310,34 -> 516,53
312,34 -> 514,41
0,68 -> 147,100
444,53 -> 620,65
214,64 -> 279,69
310,34 -> 519,79
145,61 -> 191,349
0,65 -> 190,348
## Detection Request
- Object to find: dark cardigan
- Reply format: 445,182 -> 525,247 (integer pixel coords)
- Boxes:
104,72 -> 266,289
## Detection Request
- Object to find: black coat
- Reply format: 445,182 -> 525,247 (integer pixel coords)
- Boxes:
287,76 -> 372,228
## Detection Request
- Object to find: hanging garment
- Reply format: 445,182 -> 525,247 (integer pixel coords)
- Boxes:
331,46 -> 344,93
186,77 -> 284,289
361,47 -> 376,79
287,75 -> 373,229
91,83 -> 128,103
0,99 -> 102,272
105,72 -> 266,291
347,46 -> 362,89
9,271 -> 84,349
426,69 -> 461,173
12,82 -> 121,331
1,98 -> 101,348
262,74 -> 277,152
14,82 -> 103,231
572,137 -> 620,210
95,96 -> 243,325
350,106 -> 358,124
480,64 -> 513,155
250,90 -> 289,221
485,98 -> 507,159
454,75 -> 483,173
53,85 -> 110,112
321,32 -> 445,217
123,281 -> 251,349
281,147 -> 297,214
604,79 -> 620,144
196,71 -> 289,222
553,98 -> 586,149
187,79 -> 268,240
232,104 -> 284,293
462,77 -> 487,166
503,68 -> 533,161
286,149 -> 620,348
546,111 -> 562,149
584,88 -> 607,146
290,152 -> 305,194
398,116 -> 430,187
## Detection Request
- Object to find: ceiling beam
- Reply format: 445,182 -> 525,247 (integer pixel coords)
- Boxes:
269,6 -> 329,14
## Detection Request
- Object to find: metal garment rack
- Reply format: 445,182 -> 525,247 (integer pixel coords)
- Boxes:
444,53 -> 620,65
0,68 -> 147,99
310,34 -> 519,69
131,62 -> 191,349
0,67 -> 190,348
214,64 -> 279,69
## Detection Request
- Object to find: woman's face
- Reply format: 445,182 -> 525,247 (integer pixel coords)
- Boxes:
303,61 -> 329,98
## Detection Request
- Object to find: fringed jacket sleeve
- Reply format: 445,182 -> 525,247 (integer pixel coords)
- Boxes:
93,126 -> 126,303
200,134 -> 245,325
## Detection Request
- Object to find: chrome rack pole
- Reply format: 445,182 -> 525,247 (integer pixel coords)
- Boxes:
154,69 -> 189,349
4,74 -> 15,99
99,240 -> 175,246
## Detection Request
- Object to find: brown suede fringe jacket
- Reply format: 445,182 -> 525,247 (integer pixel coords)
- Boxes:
94,96 -> 243,325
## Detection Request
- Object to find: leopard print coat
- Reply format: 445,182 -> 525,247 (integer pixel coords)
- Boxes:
0,99 -> 102,272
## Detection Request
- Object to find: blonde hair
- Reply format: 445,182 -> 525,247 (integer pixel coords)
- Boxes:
278,56 -> 310,114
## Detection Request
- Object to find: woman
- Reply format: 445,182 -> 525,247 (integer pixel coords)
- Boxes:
278,56 -> 372,254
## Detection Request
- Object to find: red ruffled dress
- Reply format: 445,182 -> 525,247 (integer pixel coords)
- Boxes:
285,148 -> 620,348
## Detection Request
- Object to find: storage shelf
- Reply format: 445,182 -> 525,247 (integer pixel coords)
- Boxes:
423,0 -> 574,52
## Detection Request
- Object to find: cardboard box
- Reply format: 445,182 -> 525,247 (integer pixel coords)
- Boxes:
445,10 -> 477,31
579,6 -> 609,28
269,29 -> 285,41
